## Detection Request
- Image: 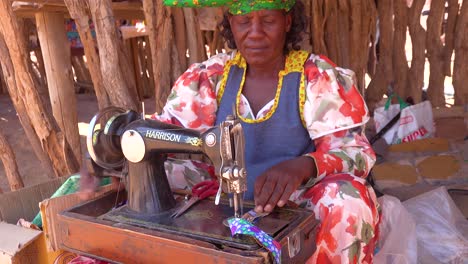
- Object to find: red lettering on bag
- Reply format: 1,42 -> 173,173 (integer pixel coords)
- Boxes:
402,126 -> 428,143
399,115 -> 414,125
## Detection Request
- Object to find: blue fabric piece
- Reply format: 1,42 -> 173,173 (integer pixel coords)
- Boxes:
216,65 -> 315,200
228,217 -> 282,264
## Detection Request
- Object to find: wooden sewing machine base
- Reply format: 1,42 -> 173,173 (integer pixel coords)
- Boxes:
55,191 -> 319,263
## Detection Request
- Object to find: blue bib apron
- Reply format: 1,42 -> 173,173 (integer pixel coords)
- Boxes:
216,60 -> 315,200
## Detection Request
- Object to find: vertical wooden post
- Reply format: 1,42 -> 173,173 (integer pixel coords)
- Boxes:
0,34 -> 56,179
426,0 -> 446,107
365,0 -> 394,112
0,129 -> 24,191
0,2 -> 79,177
173,7 -> 187,70
0,65 -> 6,94
452,1 -> 468,105
89,0 -> 139,111
143,36 -> 155,98
64,0 -> 111,110
35,12 -> 81,165
443,0 -> 459,77
142,0 -> 173,112
392,0 -> 409,98
407,0 -> 426,104
183,8 -> 203,66
130,38 -> 143,99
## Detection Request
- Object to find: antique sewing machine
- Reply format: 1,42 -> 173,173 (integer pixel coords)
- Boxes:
55,107 -> 318,263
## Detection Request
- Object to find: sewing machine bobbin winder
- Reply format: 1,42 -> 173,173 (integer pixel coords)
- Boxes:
54,107 -> 319,263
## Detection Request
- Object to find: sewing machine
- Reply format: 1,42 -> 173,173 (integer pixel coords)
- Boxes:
54,107 -> 318,263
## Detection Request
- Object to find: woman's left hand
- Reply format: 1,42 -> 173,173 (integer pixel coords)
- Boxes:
253,156 -> 316,213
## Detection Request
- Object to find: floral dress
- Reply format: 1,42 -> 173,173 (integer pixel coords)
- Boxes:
152,50 -> 380,263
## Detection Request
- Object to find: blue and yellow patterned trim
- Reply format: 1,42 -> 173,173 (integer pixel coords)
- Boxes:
218,50 -> 309,124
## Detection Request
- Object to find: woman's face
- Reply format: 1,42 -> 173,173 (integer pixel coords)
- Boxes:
229,10 -> 292,67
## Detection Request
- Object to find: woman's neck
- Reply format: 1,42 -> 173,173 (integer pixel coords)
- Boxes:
246,55 -> 286,78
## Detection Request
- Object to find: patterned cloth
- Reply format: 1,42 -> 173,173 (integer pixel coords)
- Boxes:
163,0 -> 295,14
228,218 -> 282,263
153,50 -> 379,263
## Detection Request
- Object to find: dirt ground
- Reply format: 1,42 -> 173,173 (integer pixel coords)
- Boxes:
0,94 -> 155,192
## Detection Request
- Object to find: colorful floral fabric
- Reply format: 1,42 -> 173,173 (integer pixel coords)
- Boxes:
291,174 -> 380,263
153,50 -> 379,263
153,51 -> 375,181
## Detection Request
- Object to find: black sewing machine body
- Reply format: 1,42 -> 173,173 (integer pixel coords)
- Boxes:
57,107 -> 318,263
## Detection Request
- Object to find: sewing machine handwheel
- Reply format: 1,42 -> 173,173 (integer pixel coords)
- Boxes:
86,107 -> 129,170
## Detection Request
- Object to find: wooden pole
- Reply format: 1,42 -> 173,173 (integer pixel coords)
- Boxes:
349,0 -> 376,93
0,33 -> 56,179
452,1 -> 468,105
310,0 -> 328,56
337,0 -> 350,68
89,0 -> 138,111
0,129 -> 24,191
129,38 -> 143,99
0,2 -> 79,177
33,47 -> 47,88
64,0 -> 110,109
0,64 -> 6,94
443,0 -> 459,77
426,0 -> 446,107
323,1 -> 341,64
35,11 -> 81,164
194,10 -> 207,62
365,0 -> 394,112
407,0 -> 426,104
173,7 -> 187,70
142,0 -> 173,113
71,56 -> 90,89
183,8 -> 203,65
143,36 -> 155,98
392,0 -> 409,99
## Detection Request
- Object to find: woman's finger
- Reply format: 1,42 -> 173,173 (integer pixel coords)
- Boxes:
264,180 -> 285,212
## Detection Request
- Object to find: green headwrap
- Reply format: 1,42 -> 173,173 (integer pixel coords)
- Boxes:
163,0 -> 296,15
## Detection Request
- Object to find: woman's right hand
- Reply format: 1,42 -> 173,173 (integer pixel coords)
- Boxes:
253,156 -> 316,213
78,165 -> 100,200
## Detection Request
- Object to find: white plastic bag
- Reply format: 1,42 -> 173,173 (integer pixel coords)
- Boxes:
403,187 -> 468,264
374,195 -> 418,264
374,96 -> 435,145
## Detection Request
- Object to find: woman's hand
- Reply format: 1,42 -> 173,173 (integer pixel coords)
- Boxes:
78,165 -> 100,200
254,156 -> 316,213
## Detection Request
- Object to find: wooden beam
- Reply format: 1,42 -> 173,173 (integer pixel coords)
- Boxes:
35,11 -> 81,165
12,1 -> 144,19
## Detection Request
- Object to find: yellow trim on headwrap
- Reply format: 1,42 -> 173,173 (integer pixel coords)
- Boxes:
163,0 -> 296,15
